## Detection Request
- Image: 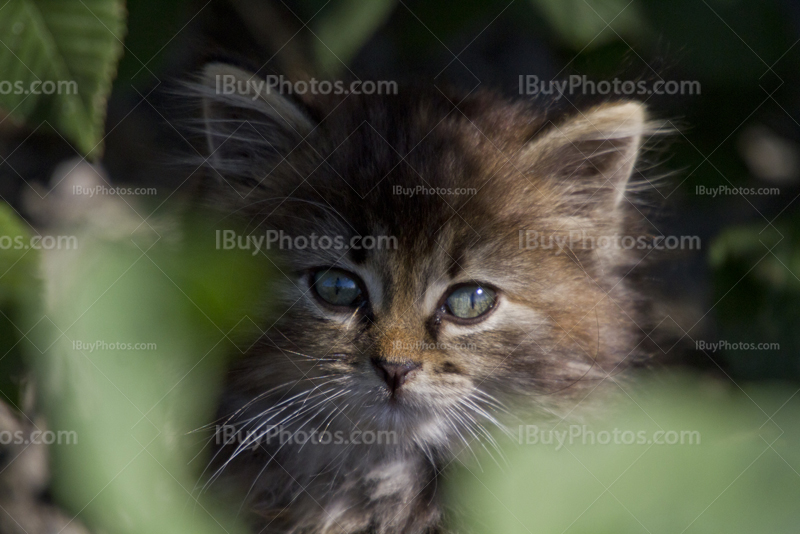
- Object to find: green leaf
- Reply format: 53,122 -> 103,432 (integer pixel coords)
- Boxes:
0,202 -> 41,405
32,209 -> 272,534
530,0 -> 646,49
0,202 -> 40,305
708,219 -> 800,379
446,376 -> 800,533
0,0 -> 126,159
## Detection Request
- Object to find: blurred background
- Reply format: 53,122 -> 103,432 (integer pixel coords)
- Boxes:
3,0 -> 800,384
1,1 -> 799,533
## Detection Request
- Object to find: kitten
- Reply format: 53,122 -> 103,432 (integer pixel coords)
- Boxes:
194,63 -> 662,534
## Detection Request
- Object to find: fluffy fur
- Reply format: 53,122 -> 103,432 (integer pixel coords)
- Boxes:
191,63 -> 663,534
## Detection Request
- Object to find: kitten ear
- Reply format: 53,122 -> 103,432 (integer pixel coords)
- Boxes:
523,102 -> 656,214
198,63 -> 314,183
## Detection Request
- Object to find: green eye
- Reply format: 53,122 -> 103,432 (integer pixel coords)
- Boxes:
313,269 -> 363,308
445,285 -> 497,320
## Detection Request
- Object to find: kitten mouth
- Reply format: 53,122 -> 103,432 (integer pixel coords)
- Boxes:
369,383 -> 419,411
385,391 -> 406,405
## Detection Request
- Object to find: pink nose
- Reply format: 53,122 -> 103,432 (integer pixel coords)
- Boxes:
371,358 -> 420,393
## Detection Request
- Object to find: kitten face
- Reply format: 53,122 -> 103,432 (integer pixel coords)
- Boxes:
199,64 -> 659,453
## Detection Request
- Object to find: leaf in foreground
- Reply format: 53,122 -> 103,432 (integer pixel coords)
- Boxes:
0,0 -> 126,158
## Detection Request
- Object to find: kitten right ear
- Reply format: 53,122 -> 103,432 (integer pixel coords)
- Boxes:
199,63 -> 314,183
520,101 -> 660,216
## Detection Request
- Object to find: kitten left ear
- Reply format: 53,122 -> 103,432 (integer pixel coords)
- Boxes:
522,102 -> 656,213
198,63 -> 315,184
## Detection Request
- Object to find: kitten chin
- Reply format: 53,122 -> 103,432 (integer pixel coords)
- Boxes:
191,63 -> 666,533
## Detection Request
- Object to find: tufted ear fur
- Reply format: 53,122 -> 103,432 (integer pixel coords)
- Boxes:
522,101 -> 657,217
510,101 -> 666,273
198,63 -> 315,188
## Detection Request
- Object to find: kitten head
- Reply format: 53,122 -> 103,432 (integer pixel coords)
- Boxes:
196,64 -> 662,451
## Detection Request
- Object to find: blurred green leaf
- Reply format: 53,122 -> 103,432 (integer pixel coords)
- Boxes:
709,218 -> 800,379
708,225 -> 782,269
447,376 -> 800,533
0,202 -> 40,305
0,0 -> 126,159
530,0 -> 646,50
0,202 -> 41,407
32,209 -> 273,534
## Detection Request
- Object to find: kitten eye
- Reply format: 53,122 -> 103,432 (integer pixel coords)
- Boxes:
312,269 -> 364,308
444,284 -> 497,320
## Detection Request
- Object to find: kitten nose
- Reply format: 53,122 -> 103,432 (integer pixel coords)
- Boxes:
371,358 -> 420,393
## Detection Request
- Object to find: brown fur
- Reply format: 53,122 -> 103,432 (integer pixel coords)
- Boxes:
191,64 -> 663,534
